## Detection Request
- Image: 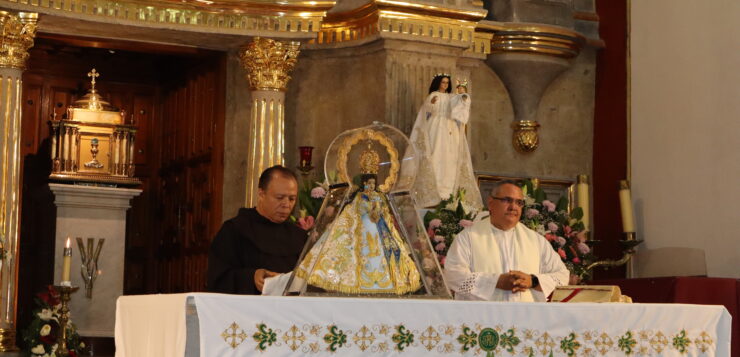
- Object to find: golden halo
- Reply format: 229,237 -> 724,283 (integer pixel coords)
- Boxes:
336,129 -> 399,192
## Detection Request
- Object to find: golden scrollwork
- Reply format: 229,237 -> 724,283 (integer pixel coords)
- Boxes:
238,37 -> 301,92
0,11 -> 37,70
4,0 -> 329,36
336,129 -> 398,193
511,120 -> 540,153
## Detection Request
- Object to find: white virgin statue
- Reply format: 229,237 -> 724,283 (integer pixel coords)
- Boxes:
407,74 -> 483,210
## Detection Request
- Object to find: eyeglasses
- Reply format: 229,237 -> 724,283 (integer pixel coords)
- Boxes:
491,196 -> 526,207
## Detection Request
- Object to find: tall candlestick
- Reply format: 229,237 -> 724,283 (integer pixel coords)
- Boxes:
61,237 -> 72,286
619,180 -> 635,234
576,174 -> 590,231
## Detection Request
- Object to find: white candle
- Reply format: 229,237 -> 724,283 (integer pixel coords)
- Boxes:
576,174 -> 590,231
61,237 -> 72,285
619,180 -> 635,233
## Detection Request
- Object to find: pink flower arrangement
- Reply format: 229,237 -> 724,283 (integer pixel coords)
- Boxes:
458,219 -> 474,228
525,208 -> 539,219
297,216 -> 315,230
519,179 -> 595,281
310,186 -> 327,199
424,189 -> 478,267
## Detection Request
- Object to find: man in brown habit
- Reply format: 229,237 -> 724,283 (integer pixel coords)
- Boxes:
207,165 -> 307,294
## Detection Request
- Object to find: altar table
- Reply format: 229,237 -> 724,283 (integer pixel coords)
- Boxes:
115,293 -> 731,357
595,277 -> 740,357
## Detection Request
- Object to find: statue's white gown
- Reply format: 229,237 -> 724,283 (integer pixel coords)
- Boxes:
408,91 -> 482,210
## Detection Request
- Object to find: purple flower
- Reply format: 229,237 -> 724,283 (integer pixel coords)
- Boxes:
434,242 -> 446,251
433,235 -> 445,243
310,186 -> 326,198
458,219 -> 474,228
577,242 -> 590,254
547,222 -> 559,232
542,200 -> 556,212
556,236 -> 567,247
429,219 -> 442,229
526,208 -> 539,219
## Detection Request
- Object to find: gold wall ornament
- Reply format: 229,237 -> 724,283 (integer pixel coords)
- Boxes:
0,11 -> 37,70
511,120 -> 540,153
50,69 -> 140,185
479,22 -> 585,59
238,38 -> 301,92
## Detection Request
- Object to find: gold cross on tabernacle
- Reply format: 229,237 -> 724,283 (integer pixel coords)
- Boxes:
87,68 -> 100,91
221,322 -> 247,349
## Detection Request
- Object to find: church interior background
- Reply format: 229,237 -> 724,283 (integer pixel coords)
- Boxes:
0,0 -> 737,354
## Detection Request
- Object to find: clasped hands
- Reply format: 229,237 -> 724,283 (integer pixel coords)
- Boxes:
496,270 -> 538,293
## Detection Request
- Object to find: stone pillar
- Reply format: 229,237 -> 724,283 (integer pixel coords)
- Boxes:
238,37 -> 300,208
0,10 -> 36,351
49,184 -> 141,337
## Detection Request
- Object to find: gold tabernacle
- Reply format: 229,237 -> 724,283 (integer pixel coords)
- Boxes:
49,69 -> 140,186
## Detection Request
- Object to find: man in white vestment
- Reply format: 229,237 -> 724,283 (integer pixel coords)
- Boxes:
444,180 -> 569,301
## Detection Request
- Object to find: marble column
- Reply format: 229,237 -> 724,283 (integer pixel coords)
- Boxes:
49,184 -> 141,337
238,37 -> 300,208
0,11 -> 36,351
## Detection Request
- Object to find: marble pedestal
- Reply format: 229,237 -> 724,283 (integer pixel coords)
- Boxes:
49,183 -> 141,337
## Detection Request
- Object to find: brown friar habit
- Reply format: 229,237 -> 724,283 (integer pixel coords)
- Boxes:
207,208 -> 306,294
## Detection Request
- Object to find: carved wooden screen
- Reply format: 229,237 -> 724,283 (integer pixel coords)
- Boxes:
153,57 -> 225,293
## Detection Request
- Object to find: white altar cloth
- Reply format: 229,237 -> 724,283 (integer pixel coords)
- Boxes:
115,293 -> 731,357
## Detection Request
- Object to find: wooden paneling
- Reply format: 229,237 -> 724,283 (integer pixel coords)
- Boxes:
154,57 -> 225,293
16,37 -> 225,329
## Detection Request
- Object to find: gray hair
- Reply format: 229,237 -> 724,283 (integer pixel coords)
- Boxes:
489,179 -> 521,197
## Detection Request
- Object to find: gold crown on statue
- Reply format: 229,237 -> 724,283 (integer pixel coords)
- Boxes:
456,79 -> 468,88
359,142 -> 380,175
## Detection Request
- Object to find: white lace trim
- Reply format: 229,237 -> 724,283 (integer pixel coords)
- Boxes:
458,272 -> 481,294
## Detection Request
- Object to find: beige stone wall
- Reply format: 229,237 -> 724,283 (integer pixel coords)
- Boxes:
470,48 -> 596,179
222,38 -> 597,221
222,50 -> 252,220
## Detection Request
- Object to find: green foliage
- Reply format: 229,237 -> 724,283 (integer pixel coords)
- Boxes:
424,189 -> 479,266
518,179 -> 597,281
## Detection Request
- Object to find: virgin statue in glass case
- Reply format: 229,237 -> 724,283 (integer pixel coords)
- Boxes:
284,123 -> 451,298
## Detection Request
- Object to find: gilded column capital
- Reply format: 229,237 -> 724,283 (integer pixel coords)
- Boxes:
238,37 -> 300,91
0,11 -> 38,70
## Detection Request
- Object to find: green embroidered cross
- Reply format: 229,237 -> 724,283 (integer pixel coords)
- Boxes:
560,332 -> 581,356
392,325 -> 414,351
457,326 -> 478,352
499,328 -> 521,353
672,329 -> 691,354
618,331 -> 637,355
252,323 -> 277,351
323,325 -> 347,352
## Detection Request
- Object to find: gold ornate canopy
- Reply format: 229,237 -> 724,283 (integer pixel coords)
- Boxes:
336,128 -> 399,193
49,69 -> 140,185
